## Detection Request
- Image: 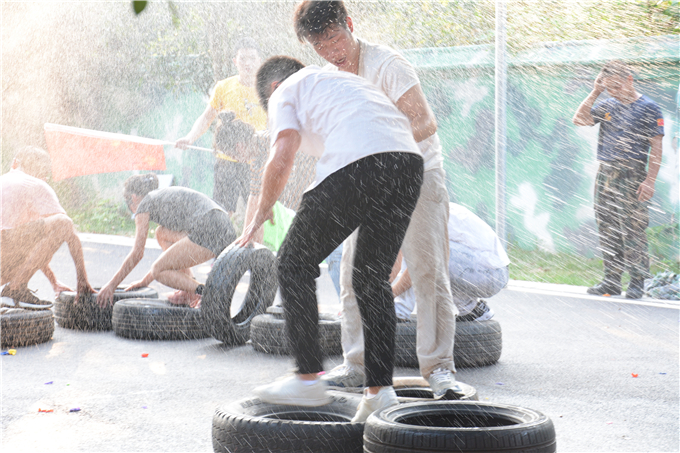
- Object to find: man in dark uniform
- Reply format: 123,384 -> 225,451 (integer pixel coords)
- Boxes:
573,60 -> 664,299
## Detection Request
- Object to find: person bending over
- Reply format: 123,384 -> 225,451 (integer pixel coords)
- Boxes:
236,56 -> 423,422
1,146 -> 93,309
98,174 -> 236,308
294,0 -> 458,398
393,203 -> 510,323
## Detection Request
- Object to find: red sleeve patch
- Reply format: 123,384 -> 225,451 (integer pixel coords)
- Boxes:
657,118 -> 664,127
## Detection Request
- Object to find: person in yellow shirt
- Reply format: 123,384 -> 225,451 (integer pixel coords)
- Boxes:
176,37 -> 266,218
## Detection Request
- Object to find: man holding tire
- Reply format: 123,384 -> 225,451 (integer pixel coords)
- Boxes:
236,56 -> 423,422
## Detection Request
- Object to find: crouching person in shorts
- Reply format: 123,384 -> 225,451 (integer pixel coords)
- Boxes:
1,146 -> 94,309
98,174 -> 236,308
393,203 -> 510,322
235,56 -> 423,422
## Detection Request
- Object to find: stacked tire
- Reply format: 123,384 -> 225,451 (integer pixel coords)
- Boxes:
250,306 -> 342,356
395,316 -> 502,368
1,309 -> 54,348
54,287 -> 158,331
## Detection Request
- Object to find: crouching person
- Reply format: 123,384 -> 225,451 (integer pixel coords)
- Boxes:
98,174 -> 236,308
393,203 -> 510,322
236,56 -> 423,422
1,146 -> 94,308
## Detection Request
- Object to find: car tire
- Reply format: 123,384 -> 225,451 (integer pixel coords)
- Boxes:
112,298 -> 207,341
1,309 -> 54,348
54,287 -> 158,331
250,306 -> 342,356
394,316 -> 502,368
212,392 -> 364,453
201,244 -> 277,345
363,401 -> 556,453
392,376 -> 479,402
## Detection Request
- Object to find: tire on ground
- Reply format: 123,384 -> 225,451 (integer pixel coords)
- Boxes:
394,316 -> 502,368
250,307 -> 341,356
201,244 -> 277,345
392,376 -> 478,402
54,287 -> 158,331
1,309 -> 54,348
212,392 -> 364,453
112,298 -> 207,341
363,401 -> 556,453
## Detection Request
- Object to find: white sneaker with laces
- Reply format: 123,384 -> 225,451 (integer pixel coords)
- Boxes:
351,386 -> 399,423
253,375 -> 332,407
321,364 -> 365,392
428,367 -> 463,399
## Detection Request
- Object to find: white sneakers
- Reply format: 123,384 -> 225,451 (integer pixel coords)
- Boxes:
351,386 -> 399,423
428,367 -> 463,399
253,375 -> 333,407
321,364 -> 365,391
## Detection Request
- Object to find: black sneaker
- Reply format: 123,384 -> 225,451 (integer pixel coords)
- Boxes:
0,286 -> 53,310
625,280 -> 645,300
586,281 -> 621,296
457,300 -> 494,322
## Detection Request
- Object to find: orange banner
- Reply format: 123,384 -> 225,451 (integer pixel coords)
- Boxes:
44,123 -> 166,181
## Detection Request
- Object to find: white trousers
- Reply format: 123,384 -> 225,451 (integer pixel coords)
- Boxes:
339,167 -> 456,379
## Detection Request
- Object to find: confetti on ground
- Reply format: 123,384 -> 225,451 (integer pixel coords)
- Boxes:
8,349 -> 16,355
45,381 -> 53,385
38,409 -> 53,413
632,373 -> 639,378
603,294 -> 611,297
141,353 -> 149,358
69,408 -> 81,412
606,421 -> 613,425
495,382 -> 504,385
142,406 -> 148,409
1,351 -> 9,356
659,372 -> 667,375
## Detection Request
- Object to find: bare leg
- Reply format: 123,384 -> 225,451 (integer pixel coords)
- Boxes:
150,237 -> 214,293
155,226 -> 193,278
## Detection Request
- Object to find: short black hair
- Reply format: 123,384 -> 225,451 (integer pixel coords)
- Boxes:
256,56 -> 306,112
124,173 -> 159,203
601,60 -> 633,79
14,146 -> 52,180
233,37 -> 260,57
293,1 -> 348,43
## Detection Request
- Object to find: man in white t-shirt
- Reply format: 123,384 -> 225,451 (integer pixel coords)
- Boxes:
1,147 -> 94,309
294,0 -> 459,398
393,203 -> 510,322
236,56 -> 423,422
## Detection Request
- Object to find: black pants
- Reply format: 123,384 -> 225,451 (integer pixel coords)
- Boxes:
213,159 -> 249,212
277,152 -> 423,387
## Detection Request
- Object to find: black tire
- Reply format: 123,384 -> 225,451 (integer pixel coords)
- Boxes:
202,244 -> 277,345
394,316 -> 502,369
455,320 -> 502,368
54,287 -> 158,331
1,309 -> 54,348
250,308 -> 342,356
363,401 -> 556,453
112,299 -> 207,341
212,392 -> 365,453
392,376 -> 478,402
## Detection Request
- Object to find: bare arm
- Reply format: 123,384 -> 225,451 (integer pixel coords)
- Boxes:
98,213 -> 149,306
40,265 -> 73,296
637,135 -> 663,202
236,129 -> 301,246
175,104 -> 219,149
573,73 -> 605,126
395,84 -> 438,143
392,267 -> 412,298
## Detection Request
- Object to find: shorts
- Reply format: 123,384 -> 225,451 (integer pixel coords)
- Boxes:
213,159 -> 249,212
188,209 -> 237,257
1,219 -> 46,276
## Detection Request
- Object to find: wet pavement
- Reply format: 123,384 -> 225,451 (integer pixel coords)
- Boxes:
2,234 -> 678,452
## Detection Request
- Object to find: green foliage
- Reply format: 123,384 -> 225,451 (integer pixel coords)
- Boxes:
647,222 -> 680,263
132,1 -> 147,16
68,200 -> 137,237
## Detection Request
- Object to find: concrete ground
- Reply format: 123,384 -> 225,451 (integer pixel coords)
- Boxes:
2,234 -> 678,453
